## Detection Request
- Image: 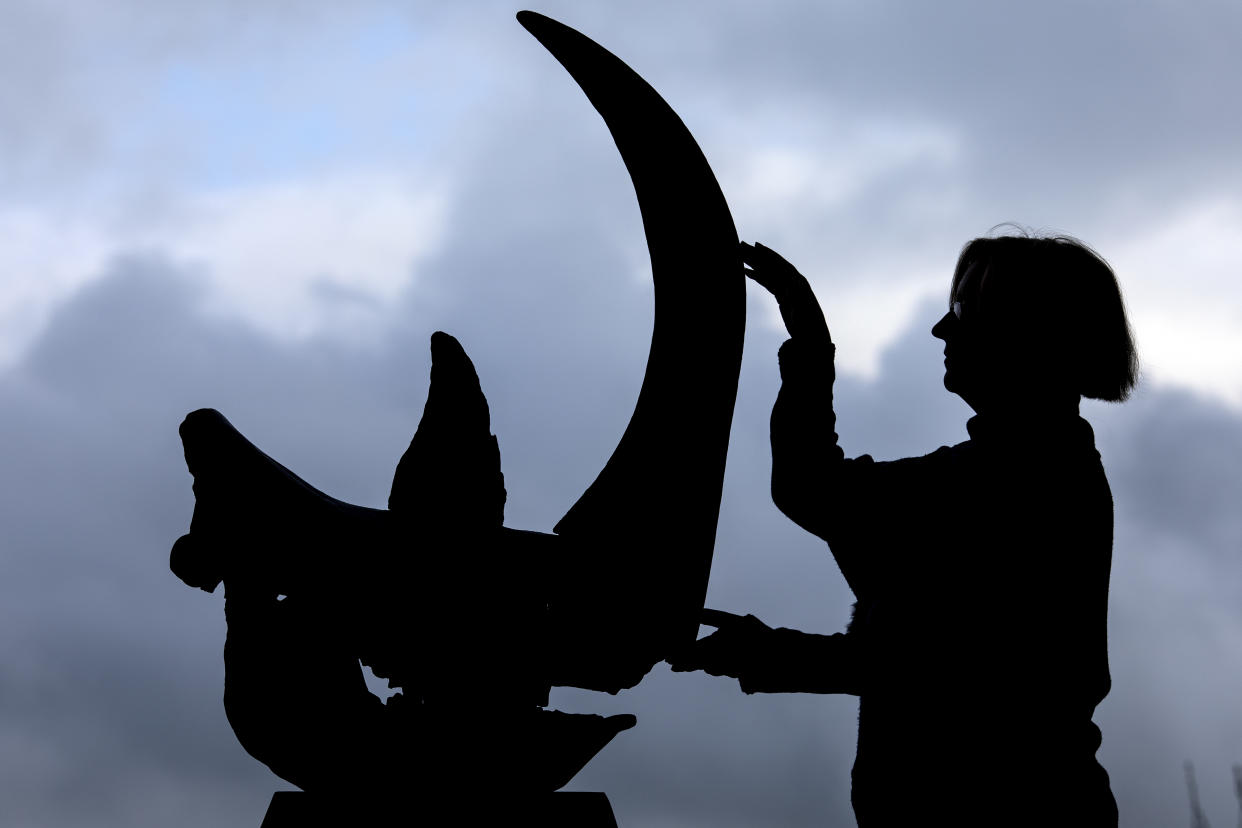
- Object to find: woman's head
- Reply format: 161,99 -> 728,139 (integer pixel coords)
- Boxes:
932,230 -> 1138,408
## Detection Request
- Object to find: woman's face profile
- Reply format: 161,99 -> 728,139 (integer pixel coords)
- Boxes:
931,259 -> 986,406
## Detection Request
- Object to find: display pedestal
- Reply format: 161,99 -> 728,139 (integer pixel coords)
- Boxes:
259,790 -> 619,827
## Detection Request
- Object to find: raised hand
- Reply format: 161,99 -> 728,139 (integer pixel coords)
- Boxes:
741,241 -> 832,347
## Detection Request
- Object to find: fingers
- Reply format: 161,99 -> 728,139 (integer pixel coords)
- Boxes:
665,631 -> 707,672
741,241 -> 803,298
668,609 -> 772,678
740,241 -> 795,272
700,607 -> 747,628
666,629 -> 738,676
741,247 -> 780,295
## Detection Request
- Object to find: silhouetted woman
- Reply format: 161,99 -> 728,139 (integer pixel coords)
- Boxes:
672,233 -> 1135,826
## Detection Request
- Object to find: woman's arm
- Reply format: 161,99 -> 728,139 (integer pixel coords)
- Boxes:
768,336 -> 843,540
742,242 -> 840,530
743,242 -> 953,598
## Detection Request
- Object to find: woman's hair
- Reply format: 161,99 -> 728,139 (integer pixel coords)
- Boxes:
950,228 -> 1138,402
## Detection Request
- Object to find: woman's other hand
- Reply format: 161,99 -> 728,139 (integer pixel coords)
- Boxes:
667,608 -> 775,692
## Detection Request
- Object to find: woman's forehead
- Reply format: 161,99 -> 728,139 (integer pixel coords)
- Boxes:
953,258 -> 988,301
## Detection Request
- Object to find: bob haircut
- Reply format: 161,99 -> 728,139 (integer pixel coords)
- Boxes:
950,229 -> 1138,402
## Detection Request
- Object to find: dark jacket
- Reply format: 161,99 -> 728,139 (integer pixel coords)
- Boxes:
756,339 -> 1118,826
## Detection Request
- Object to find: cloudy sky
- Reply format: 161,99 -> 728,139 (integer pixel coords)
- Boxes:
1,1 -> 1240,825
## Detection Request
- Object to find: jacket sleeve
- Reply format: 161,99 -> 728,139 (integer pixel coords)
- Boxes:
768,337 -> 951,598
768,336 -> 875,595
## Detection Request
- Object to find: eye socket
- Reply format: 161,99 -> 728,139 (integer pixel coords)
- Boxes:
951,300 -> 963,319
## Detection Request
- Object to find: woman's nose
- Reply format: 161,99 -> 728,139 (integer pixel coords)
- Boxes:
931,310 -> 955,341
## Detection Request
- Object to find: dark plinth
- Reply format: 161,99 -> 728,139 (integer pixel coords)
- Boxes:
260,790 -> 619,827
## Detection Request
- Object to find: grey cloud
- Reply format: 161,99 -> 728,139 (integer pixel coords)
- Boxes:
7,1 -> 1241,234
663,2 -> 1242,214
1095,388 -> 1242,558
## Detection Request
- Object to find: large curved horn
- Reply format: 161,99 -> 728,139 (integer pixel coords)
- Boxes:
518,12 -> 744,690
